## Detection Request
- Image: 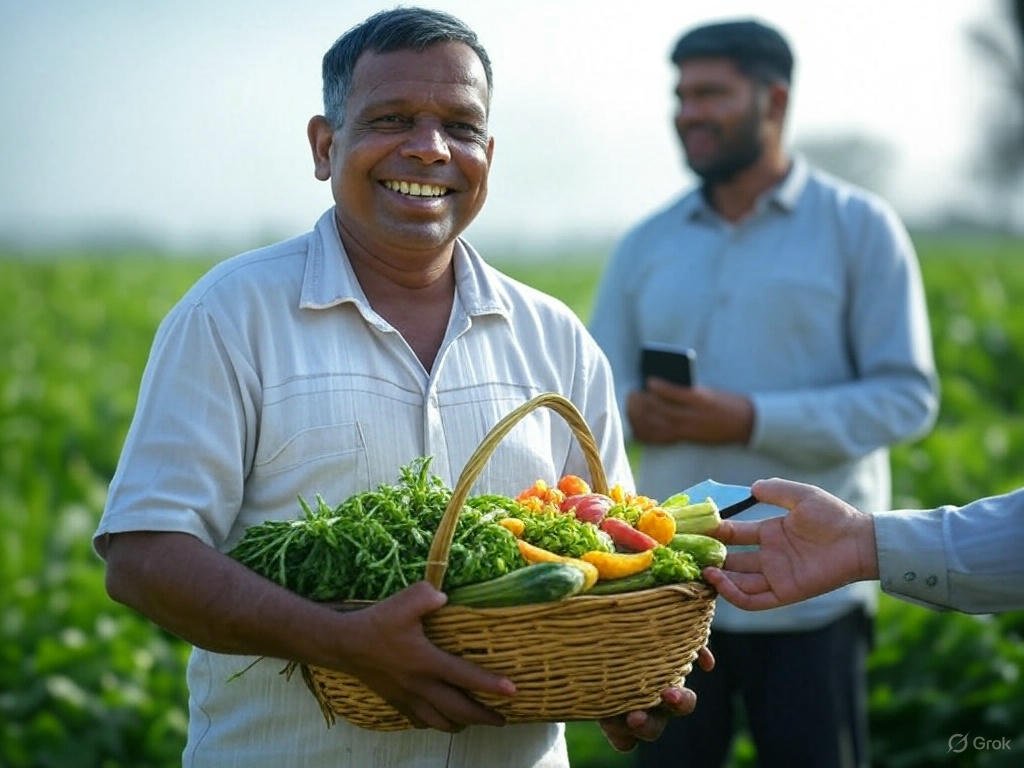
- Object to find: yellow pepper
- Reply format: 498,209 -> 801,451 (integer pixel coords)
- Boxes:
517,539 -> 599,590
497,517 -> 526,537
636,507 -> 676,545
580,549 -> 655,581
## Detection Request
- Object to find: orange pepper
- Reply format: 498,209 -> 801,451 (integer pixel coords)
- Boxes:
497,517 -> 526,537
636,507 -> 676,545
557,474 -> 591,496
515,479 -> 565,508
517,539 -> 599,590
516,479 -> 550,502
580,549 -> 655,580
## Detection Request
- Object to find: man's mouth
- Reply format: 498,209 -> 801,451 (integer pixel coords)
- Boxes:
381,180 -> 449,197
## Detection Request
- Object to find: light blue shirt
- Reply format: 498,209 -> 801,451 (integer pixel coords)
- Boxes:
876,489 -> 1024,614
95,209 -> 632,768
590,158 -> 939,631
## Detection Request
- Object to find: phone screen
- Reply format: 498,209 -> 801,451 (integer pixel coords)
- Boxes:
640,345 -> 696,387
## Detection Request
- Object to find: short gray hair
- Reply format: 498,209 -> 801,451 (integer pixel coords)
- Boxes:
321,7 -> 494,128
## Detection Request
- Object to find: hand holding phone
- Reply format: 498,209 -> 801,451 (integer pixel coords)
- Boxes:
641,344 -> 696,387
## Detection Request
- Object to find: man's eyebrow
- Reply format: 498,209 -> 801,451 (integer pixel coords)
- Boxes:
361,96 -> 487,120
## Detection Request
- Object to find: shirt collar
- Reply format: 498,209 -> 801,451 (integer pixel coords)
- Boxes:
682,155 -> 810,222
299,208 -> 510,321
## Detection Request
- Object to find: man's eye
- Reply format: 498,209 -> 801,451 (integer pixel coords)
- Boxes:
447,122 -> 485,139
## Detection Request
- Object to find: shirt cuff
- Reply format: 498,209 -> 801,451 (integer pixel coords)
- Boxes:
874,509 -> 951,609
747,390 -> 803,451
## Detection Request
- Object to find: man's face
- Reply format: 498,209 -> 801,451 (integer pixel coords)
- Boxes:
673,58 -> 766,185
314,41 -> 493,259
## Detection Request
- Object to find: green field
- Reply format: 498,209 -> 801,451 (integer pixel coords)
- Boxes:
2,235 -> 1023,767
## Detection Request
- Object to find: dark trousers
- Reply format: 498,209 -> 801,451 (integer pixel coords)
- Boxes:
635,608 -> 872,768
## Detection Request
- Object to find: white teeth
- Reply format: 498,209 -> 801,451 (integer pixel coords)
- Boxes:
383,180 -> 447,197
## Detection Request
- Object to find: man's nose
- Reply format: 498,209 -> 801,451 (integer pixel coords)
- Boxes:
402,119 -> 451,163
675,97 -> 704,125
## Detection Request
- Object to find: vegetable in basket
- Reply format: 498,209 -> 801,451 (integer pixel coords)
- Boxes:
517,539 -> 600,589
669,533 -> 727,568
586,546 -> 700,594
446,562 -> 587,607
560,492 -> 614,524
228,458 -> 526,601
519,510 -> 613,558
599,516 -> 660,552
661,492 -> 723,534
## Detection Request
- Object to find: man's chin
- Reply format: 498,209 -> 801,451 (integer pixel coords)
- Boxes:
381,221 -> 461,255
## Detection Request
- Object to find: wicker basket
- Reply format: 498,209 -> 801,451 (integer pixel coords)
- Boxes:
301,392 -> 715,731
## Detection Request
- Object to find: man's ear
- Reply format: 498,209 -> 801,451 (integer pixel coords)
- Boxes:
766,82 -> 789,124
307,115 -> 334,181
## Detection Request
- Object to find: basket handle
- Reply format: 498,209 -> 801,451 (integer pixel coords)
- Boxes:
423,392 -> 609,588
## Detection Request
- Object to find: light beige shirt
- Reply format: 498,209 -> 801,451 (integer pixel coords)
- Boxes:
95,209 -> 632,768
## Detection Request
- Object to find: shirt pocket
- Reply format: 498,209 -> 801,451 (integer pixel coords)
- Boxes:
254,420 -> 366,477
250,382 -> 373,507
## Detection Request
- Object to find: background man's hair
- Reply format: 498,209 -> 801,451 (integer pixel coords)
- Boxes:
670,18 -> 794,86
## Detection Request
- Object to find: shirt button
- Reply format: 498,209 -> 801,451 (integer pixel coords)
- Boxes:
903,571 -> 917,582
925,575 -> 938,587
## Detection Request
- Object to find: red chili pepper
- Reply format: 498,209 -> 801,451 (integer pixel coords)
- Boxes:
599,517 -> 659,552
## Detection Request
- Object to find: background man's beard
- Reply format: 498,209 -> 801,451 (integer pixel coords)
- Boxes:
690,139 -> 763,185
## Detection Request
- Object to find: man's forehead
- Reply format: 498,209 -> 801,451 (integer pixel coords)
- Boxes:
676,57 -> 747,86
351,42 -> 488,93
678,57 -> 743,76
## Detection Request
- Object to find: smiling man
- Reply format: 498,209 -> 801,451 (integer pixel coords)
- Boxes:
92,7 -> 701,768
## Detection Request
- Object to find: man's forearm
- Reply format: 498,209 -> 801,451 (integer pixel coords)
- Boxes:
102,530 -> 349,667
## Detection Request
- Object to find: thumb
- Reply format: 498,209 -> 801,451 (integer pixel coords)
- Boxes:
751,477 -> 817,511
389,580 -> 449,617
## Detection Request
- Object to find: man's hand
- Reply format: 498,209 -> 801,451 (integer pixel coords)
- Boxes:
627,378 -> 753,445
597,647 -> 714,751
342,582 -> 516,732
702,478 -> 879,610
102,535 -> 513,734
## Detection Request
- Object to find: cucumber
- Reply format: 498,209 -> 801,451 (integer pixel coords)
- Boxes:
668,533 -> 727,568
446,562 -> 585,607
584,569 -> 658,595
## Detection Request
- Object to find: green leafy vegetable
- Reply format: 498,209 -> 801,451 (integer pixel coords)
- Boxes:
649,546 -> 700,584
228,458 -> 525,601
519,511 -> 612,558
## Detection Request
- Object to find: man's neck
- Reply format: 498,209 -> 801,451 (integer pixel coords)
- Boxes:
706,149 -> 791,223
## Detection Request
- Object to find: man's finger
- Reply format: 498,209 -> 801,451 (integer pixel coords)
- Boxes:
751,477 -> 816,509
711,520 -> 762,547
703,568 -> 778,610
717,548 -> 762,572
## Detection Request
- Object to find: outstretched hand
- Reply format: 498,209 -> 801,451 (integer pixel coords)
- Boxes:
598,647 -> 715,752
702,478 -> 879,610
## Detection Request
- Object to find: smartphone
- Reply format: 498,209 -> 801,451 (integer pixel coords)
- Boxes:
640,344 -> 696,387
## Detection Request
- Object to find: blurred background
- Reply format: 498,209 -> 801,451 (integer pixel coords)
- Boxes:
1,1 -> 1022,767
2,0 -> 1022,254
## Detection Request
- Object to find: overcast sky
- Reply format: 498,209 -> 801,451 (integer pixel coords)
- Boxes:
0,0 -> 1006,252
